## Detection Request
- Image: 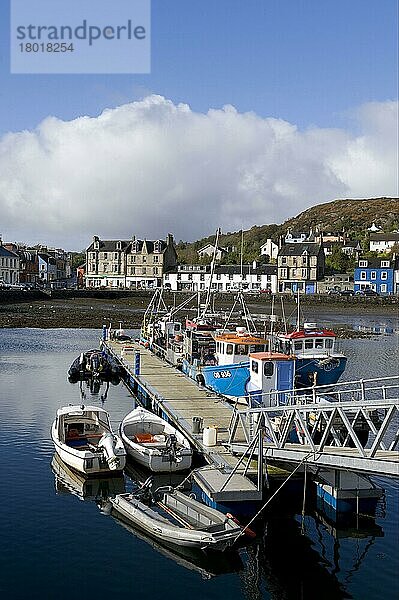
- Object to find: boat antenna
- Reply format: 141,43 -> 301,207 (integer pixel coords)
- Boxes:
240,229 -> 244,287
280,295 -> 287,335
270,294 -> 275,337
296,289 -> 300,331
201,227 -> 221,320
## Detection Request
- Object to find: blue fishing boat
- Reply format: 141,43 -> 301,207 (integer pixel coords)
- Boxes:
275,323 -> 347,387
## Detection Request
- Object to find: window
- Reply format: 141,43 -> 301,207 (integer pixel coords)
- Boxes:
380,284 -> 387,293
226,344 -> 234,355
381,271 -> 387,280
142,256 -> 147,263
381,260 -> 389,267
236,345 -> 248,356
229,274 -> 233,280
251,361 -> 258,373
263,361 -> 274,377
153,267 -> 158,275
164,273 -> 169,280
291,269 -> 297,276
371,271 -> 376,280
325,338 -> 333,349
294,341 -> 303,351
304,339 -> 314,349
315,339 -> 323,349
302,256 -> 307,265
104,252 -> 108,259
130,267 -> 135,275
359,260 -> 367,267
360,271 -> 367,280
142,267 -> 146,275
153,255 -> 159,263
113,264 -> 118,272
281,256 -> 287,264
216,274 -> 221,280
302,269 -> 307,277
114,253 -> 118,259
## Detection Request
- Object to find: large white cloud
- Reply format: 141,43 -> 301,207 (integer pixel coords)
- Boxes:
0,95 -> 397,250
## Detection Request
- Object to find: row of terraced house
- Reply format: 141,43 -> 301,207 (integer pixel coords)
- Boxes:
85,229 -> 399,295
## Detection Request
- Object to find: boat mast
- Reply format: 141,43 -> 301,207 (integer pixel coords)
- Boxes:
296,289 -> 300,331
200,227 -> 221,320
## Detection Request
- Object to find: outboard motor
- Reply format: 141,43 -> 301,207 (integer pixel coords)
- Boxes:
98,432 -> 120,470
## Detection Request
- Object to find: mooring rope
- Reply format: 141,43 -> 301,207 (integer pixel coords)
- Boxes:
233,451 -> 313,542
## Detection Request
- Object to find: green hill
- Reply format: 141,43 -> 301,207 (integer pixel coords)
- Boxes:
176,197 -> 399,263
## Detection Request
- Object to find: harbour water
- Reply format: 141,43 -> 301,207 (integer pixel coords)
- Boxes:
0,315 -> 398,600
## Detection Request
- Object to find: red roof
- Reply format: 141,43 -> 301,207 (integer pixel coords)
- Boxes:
280,329 -> 335,339
249,352 -> 295,361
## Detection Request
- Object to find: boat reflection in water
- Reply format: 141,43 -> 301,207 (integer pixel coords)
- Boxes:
108,508 -> 244,580
51,453 -> 126,502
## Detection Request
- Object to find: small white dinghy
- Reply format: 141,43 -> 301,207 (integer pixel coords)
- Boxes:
110,485 -> 242,551
120,407 -> 192,472
51,405 -> 126,476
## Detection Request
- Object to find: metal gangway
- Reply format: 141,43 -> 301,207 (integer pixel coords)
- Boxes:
228,376 -> 399,477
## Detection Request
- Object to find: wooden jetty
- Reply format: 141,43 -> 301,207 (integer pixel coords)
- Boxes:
103,339 -> 265,507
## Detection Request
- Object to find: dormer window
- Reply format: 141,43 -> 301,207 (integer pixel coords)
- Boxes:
116,241 -> 122,250
132,241 -> 139,253
380,260 -> 389,267
359,260 -> 368,268
154,240 -> 161,253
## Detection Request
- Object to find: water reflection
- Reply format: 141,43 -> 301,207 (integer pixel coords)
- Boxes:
111,512 -> 244,580
51,453 -> 126,501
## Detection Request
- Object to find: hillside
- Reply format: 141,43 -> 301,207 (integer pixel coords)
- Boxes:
176,197 -> 399,263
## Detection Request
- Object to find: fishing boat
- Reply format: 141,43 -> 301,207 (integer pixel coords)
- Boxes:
109,485 -> 242,550
275,322 -> 347,387
68,349 -> 122,385
51,405 -> 126,476
120,407 -> 192,472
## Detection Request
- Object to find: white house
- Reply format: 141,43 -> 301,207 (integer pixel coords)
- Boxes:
0,238 -> 19,284
369,232 -> 399,253
163,263 -> 277,293
197,243 -> 227,261
260,238 -> 278,261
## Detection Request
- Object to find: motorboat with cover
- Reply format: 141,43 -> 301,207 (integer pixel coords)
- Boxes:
68,349 -> 122,385
51,405 -> 126,475
109,484 -> 242,550
120,407 -> 192,472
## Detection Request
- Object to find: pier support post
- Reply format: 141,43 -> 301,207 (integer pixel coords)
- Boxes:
134,351 -> 141,376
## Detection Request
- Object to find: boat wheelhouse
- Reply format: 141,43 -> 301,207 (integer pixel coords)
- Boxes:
183,326 -> 270,398
276,323 -> 347,387
246,351 -> 296,407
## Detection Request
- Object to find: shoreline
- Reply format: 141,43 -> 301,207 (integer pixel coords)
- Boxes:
1,295 -> 397,336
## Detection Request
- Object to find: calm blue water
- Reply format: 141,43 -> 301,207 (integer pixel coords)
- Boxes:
0,321 -> 398,600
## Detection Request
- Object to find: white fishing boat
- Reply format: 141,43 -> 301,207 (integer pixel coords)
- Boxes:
120,407 -> 192,472
51,405 -> 126,476
110,486 -> 242,550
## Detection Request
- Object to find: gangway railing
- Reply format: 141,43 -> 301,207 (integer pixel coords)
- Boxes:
229,377 -> 399,476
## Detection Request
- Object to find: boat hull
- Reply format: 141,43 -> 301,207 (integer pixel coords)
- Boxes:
125,445 -> 192,472
51,433 -> 126,476
182,359 -> 250,398
295,356 -> 347,387
110,493 -> 240,550
120,407 -> 192,473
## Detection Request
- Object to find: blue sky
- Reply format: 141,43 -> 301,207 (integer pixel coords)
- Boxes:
0,0 -> 397,249
1,0 -> 397,134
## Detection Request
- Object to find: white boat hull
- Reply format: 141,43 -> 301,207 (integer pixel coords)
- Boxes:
110,492 -> 240,550
120,407 -> 192,473
51,405 -> 126,476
